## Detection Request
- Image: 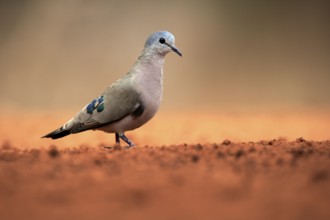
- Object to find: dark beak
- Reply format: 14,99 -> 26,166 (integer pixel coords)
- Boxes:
165,42 -> 182,57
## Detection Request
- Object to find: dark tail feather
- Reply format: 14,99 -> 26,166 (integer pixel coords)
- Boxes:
42,127 -> 71,139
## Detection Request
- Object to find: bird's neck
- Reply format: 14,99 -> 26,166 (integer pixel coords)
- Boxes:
136,48 -> 166,67
132,49 -> 165,78
130,49 -> 165,104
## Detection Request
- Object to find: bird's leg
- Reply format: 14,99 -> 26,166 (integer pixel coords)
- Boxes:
115,133 -> 120,145
118,132 -> 135,148
103,133 -> 121,149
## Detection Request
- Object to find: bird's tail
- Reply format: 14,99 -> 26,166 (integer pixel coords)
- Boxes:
42,127 -> 71,139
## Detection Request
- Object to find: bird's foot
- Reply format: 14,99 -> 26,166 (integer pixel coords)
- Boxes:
117,132 -> 135,148
103,133 -> 135,150
123,144 -> 136,149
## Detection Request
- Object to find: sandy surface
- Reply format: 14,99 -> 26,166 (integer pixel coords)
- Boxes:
0,110 -> 330,220
1,139 -> 330,220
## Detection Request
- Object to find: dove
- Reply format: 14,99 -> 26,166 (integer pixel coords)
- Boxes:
42,31 -> 182,148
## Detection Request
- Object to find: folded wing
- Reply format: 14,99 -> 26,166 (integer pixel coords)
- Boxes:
43,78 -> 142,139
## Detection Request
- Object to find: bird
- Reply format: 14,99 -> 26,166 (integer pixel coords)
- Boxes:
42,31 -> 182,148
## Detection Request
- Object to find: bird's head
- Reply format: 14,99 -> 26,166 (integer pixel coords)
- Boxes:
144,31 -> 182,57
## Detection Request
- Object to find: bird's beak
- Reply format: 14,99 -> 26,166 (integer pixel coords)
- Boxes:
165,42 -> 182,57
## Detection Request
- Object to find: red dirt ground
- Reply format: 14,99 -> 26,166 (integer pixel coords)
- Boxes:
1,140 -> 330,220
0,110 -> 330,220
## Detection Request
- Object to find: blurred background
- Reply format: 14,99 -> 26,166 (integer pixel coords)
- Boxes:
0,0 -> 329,145
1,0 -> 329,112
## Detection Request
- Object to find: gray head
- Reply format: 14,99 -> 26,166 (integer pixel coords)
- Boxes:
144,31 -> 182,57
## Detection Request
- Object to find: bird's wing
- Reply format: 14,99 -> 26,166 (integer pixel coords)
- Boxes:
64,77 -> 142,133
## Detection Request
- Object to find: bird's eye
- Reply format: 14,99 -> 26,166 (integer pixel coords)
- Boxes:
159,37 -> 165,44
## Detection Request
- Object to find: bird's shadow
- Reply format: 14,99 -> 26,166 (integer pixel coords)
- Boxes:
102,145 -> 135,150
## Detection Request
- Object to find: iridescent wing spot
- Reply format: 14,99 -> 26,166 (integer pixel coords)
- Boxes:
86,96 -> 105,114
